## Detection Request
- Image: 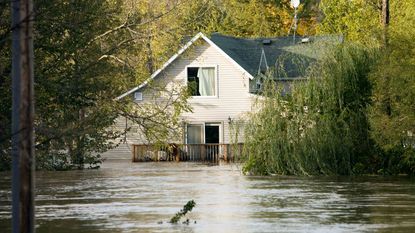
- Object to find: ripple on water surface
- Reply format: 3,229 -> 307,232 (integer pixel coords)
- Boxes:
1,160 -> 415,233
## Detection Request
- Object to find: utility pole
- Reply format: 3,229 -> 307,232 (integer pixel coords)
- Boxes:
288,0 -> 300,44
11,0 -> 35,232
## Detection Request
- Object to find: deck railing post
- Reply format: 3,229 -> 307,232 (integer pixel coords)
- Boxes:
129,143 -> 242,163
223,144 -> 228,162
201,144 -> 205,161
133,144 -> 136,162
215,144 -> 220,163
179,144 -> 183,161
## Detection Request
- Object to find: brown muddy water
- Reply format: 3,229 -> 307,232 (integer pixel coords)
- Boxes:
1,160 -> 415,233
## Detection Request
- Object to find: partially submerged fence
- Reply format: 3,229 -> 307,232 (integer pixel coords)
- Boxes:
131,143 -> 244,163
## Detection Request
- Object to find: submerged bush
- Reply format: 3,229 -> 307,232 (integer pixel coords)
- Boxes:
243,44 -> 375,176
376,146 -> 415,175
0,150 -> 11,171
169,200 -> 196,224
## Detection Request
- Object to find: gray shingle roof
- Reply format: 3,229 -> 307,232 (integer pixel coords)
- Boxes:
116,32 -> 341,100
210,33 -> 339,78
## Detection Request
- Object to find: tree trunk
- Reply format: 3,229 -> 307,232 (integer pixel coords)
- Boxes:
381,0 -> 391,116
382,0 -> 390,46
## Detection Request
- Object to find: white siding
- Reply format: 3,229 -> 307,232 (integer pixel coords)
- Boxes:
110,39 -> 255,148
101,116 -> 133,160
156,40 -> 254,143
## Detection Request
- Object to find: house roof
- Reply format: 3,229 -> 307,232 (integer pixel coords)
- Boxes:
210,33 -> 339,78
116,32 -> 340,100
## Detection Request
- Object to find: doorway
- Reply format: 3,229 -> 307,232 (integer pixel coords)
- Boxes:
185,123 -> 221,160
186,123 -> 221,144
205,124 -> 220,144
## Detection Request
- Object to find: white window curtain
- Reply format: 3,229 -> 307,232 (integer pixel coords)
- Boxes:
197,67 -> 215,96
187,125 -> 203,144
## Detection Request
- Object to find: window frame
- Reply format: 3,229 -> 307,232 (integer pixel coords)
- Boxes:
134,91 -> 143,101
185,65 -> 219,98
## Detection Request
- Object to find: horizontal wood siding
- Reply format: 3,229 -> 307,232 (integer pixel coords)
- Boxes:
102,116 -> 147,159
161,41 -> 254,143
120,40 -> 254,144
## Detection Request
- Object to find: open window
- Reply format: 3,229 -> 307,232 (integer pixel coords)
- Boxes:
250,75 -> 264,94
187,67 -> 216,96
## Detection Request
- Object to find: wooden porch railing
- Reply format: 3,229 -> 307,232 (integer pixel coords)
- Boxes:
131,143 -> 244,163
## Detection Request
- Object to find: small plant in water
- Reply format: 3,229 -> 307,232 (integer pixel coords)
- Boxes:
169,200 -> 196,224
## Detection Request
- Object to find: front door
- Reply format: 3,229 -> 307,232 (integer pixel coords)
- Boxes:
205,124 -> 220,161
205,125 -> 220,144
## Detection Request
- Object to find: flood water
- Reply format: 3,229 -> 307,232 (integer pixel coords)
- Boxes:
1,160 -> 415,233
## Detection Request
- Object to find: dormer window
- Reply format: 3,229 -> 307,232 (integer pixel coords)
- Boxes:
187,67 -> 216,96
256,79 -> 262,90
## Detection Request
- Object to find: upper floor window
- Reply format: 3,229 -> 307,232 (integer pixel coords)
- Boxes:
134,92 -> 143,101
187,67 -> 216,96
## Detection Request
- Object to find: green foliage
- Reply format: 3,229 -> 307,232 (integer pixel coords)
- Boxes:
0,153 -> 11,171
169,200 -> 196,224
0,1 -> 11,171
32,0 -> 128,169
318,0 -> 382,47
0,0 -> 341,171
35,152 -> 74,171
2,0 -> 412,176
243,44 -> 375,175
1,0 -> 195,170
121,83 -> 192,145
375,146 -> 415,175
316,0 -> 415,175
175,0 -> 318,38
369,1 -> 415,156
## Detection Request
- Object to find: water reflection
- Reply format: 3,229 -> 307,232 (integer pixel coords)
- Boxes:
1,161 -> 415,232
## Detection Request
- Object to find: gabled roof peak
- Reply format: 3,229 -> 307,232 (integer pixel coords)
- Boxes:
115,32 -> 254,100
116,32 -> 340,100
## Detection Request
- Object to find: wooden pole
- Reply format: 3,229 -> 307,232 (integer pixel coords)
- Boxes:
223,144 -> 228,162
11,0 -> 35,232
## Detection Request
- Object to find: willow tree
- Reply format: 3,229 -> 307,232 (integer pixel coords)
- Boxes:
243,44 -> 375,176
318,0 -> 415,174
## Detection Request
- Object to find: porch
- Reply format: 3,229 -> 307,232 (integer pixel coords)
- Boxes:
131,143 -> 243,163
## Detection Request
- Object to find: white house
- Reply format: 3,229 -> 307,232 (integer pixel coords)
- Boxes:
105,32 -> 330,160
